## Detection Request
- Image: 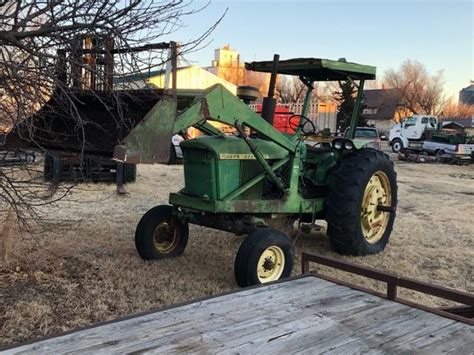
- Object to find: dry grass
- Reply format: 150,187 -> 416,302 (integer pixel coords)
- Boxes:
1,152 -> 473,347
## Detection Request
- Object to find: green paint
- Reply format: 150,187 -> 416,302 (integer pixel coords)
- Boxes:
174,85 -> 297,152
122,98 -> 177,163
180,136 -> 287,160
181,136 -> 288,200
246,57 -> 376,81
169,191 -> 325,215
127,57 -> 380,234
348,79 -> 365,139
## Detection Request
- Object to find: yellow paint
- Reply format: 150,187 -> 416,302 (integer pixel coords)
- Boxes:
257,246 -> 285,283
153,221 -> 178,253
219,153 -> 271,160
361,171 -> 392,244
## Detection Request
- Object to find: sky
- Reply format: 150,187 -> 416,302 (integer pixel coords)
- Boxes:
163,0 -> 473,100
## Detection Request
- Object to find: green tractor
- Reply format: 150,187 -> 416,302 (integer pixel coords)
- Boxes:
131,56 -> 397,287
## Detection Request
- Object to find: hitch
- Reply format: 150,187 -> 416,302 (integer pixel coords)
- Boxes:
377,205 -> 396,213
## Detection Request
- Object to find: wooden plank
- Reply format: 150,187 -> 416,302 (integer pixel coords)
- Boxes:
4,276 -> 473,354
222,302 -> 406,354
58,279 -> 358,353
391,321 -> 474,353
6,278 -> 336,353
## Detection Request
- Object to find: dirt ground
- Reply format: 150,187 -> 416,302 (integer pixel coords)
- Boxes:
1,150 -> 473,346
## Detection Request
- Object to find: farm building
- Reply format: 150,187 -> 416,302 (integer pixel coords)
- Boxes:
362,88 -> 402,135
459,81 -> 474,105
115,65 -> 237,94
442,117 -> 474,135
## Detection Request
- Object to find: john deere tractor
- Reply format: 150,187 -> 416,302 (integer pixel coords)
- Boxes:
129,56 -> 397,287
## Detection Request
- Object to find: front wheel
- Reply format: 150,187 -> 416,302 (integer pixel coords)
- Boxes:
391,139 -> 403,153
435,149 -> 445,161
234,228 -> 293,287
135,205 -> 188,260
326,149 -> 397,255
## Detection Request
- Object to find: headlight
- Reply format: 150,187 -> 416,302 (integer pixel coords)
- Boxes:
332,138 -> 355,151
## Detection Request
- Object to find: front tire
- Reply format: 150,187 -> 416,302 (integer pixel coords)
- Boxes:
135,205 -> 188,260
234,228 -> 293,287
326,149 -> 397,255
391,139 -> 403,153
435,149 -> 445,161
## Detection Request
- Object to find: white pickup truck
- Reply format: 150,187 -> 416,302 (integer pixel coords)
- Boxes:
422,140 -> 474,161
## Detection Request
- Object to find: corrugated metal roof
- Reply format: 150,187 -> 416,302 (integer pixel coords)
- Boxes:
460,84 -> 474,92
114,66 -> 191,84
442,118 -> 473,128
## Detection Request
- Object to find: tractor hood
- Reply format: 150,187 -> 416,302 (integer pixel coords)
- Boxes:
180,136 -> 288,160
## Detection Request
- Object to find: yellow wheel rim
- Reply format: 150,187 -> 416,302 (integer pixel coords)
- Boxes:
361,171 -> 392,244
257,246 -> 285,283
153,221 -> 178,253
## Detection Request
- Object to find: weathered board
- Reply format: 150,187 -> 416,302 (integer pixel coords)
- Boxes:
4,276 -> 473,354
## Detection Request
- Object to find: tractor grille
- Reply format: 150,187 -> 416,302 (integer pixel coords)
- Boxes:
183,149 -> 213,161
182,148 -> 217,198
182,147 -> 266,200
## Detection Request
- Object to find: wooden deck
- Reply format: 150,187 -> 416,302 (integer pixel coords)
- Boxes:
4,276 -> 473,354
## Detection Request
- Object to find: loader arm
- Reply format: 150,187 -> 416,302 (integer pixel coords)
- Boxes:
172,84 -> 298,153
115,84 -> 297,164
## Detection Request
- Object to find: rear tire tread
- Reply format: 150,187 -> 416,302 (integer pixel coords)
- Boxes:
326,149 -> 397,256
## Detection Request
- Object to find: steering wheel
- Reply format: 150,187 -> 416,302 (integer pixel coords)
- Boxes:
288,114 -> 316,136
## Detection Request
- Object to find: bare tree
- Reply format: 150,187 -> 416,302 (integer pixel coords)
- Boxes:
0,1 -> 223,235
384,60 -> 446,115
440,98 -> 474,119
275,75 -> 307,103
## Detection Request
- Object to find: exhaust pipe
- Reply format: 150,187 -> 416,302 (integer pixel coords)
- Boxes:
261,54 -> 279,125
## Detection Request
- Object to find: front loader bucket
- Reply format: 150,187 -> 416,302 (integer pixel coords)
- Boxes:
7,88 -> 198,164
115,98 -> 177,164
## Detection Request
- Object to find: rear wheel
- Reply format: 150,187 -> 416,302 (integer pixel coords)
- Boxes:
391,139 -> 403,153
435,149 -> 445,161
326,149 -> 397,255
135,205 -> 188,260
234,228 -> 293,287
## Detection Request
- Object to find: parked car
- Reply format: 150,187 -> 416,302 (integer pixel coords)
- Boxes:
344,127 -> 382,150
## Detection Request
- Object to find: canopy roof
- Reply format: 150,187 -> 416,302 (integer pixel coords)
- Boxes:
245,58 -> 376,81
